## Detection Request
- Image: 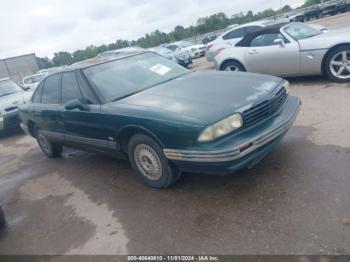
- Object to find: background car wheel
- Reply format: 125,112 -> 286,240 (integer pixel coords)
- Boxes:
221,61 -> 246,72
0,207 -> 5,229
325,46 -> 350,82
128,134 -> 181,188
36,129 -> 63,158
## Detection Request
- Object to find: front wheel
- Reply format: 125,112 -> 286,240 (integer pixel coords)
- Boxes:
221,61 -> 245,72
325,46 -> 350,82
36,128 -> 63,158
128,134 -> 181,188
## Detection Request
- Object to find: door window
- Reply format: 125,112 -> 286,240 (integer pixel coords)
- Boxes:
250,33 -> 287,47
61,72 -> 82,104
32,82 -> 43,103
41,74 -> 61,104
223,28 -> 245,40
76,71 -> 100,104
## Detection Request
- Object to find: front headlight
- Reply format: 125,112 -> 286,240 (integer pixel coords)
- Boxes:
198,113 -> 243,142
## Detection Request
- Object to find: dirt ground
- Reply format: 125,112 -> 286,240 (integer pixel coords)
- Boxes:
0,13 -> 350,255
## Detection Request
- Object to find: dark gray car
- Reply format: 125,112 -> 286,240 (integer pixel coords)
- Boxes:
0,78 -> 31,133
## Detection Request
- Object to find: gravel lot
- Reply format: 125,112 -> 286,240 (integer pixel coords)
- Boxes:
0,13 -> 350,255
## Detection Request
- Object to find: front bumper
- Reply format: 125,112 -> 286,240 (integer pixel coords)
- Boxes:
0,110 -> 20,132
164,96 -> 300,174
177,58 -> 193,67
191,50 -> 205,58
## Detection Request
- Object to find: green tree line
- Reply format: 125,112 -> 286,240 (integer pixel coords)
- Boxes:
35,0 -> 319,69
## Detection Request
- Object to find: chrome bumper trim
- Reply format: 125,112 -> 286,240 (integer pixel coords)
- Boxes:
164,106 -> 299,163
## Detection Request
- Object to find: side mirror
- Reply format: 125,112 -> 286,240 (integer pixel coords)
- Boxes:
64,98 -> 89,111
274,39 -> 285,48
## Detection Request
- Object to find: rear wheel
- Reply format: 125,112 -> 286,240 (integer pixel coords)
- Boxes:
36,128 -> 63,158
325,46 -> 350,82
128,134 -> 181,188
221,61 -> 245,72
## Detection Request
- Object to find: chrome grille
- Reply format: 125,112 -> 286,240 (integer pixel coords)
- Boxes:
243,87 -> 287,127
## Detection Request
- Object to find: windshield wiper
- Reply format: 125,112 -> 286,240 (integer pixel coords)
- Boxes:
110,91 -> 143,102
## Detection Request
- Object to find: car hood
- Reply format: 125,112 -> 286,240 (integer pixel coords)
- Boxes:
298,27 -> 350,51
116,71 -> 283,125
0,92 -> 24,111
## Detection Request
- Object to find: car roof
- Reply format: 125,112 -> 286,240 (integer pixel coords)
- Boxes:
219,20 -> 284,39
235,22 -> 288,47
55,49 -> 149,73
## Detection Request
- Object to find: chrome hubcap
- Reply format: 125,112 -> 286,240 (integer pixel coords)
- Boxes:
225,65 -> 240,72
330,51 -> 350,79
38,133 -> 50,152
134,144 -> 162,181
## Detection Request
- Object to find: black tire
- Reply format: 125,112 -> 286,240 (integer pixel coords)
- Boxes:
0,207 -> 5,229
36,128 -> 63,158
128,134 -> 181,188
324,45 -> 350,83
220,60 -> 246,72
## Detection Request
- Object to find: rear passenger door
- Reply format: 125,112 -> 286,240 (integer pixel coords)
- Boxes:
61,71 -> 116,151
37,73 -> 65,141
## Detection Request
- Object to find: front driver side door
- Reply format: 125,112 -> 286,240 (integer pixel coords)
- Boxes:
244,32 -> 300,76
61,71 -> 118,153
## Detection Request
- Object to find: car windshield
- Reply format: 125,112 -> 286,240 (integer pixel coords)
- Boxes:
24,74 -> 46,84
0,80 -> 22,97
83,52 -> 189,102
178,41 -> 194,48
284,23 -> 321,40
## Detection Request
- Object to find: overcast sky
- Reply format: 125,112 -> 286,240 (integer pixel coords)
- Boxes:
0,0 -> 303,58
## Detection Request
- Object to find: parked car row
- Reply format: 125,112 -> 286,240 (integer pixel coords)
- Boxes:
286,0 -> 350,22
148,46 -> 192,68
165,41 -> 206,59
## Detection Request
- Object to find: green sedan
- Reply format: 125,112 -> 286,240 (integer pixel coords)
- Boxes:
19,49 -> 300,188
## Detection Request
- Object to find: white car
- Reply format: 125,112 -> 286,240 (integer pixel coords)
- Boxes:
166,41 -> 206,59
206,20 -> 287,62
22,73 -> 47,90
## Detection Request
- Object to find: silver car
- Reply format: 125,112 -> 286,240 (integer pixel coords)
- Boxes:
205,20 -> 284,62
214,22 -> 350,82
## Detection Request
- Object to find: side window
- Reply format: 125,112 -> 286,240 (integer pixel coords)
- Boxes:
32,82 -> 43,103
167,45 -> 177,51
250,33 -> 287,47
61,72 -> 82,104
41,74 -> 61,104
76,71 -> 99,104
223,28 -> 245,40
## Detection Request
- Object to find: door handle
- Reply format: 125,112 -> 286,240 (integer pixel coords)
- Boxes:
248,50 -> 258,55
